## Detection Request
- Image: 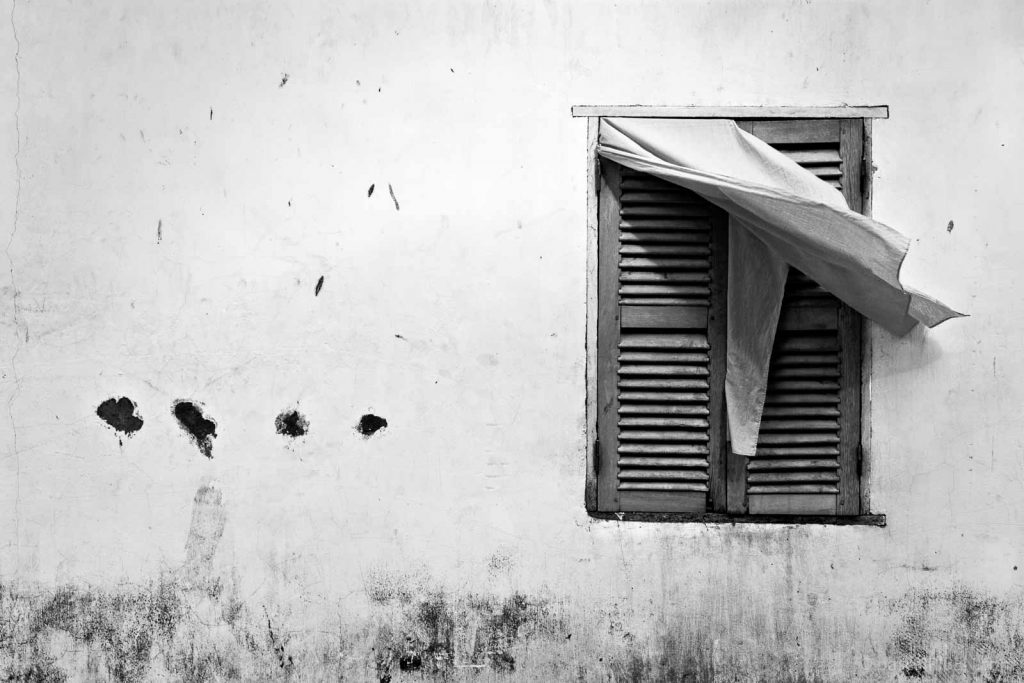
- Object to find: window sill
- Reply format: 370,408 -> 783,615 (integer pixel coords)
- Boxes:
588,511 -> 886,526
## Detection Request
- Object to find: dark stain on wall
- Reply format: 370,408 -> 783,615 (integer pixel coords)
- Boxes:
314,275 -> 324,296
279,73 -> 289,87
96,397 -> 143,444
889,586 -> 1024,682
172,400 -> 217,458
275,409 -> 309,438
357,414 -> 387,437
27,580 -> 184,682
368,183 -> 375,197
366,575 -> 566,680
388,184 -> 400,211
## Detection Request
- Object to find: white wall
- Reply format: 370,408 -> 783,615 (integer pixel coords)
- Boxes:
1,1 -> 1021,680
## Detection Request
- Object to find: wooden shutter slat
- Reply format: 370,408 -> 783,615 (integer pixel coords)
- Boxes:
748,484 -> 839,495
620,232 -> 710,244
618,351 -> 709,363
618,417 -> 710,428
619,482 -> 708,492
619,379 -> 710,390
620,271 -> 710,283
619,469 -> 710,481
619,283 -> 711,296
619,391 -> 710,403
757,433 -> 840,445
620,191 -> 707,204
619,333 -> 709,350
748,119 -> 840,145
771,366 -> 840,379
620,307 -> 708,329
773,353 -> 840,366
618,443 -> 710,455
755,446 -> 840,457
618,364 -> 709,377
619,219 -> 712,231
620,256 -> 711,269
748,471 -> 840,484
781,149 -> 842,164
619,430 -> 710,442
748,459 -> 839,471
618,457 -> 708,467
618,404 -> 710,416
759,419 -> 840,432
621,205 -> 712,218
761,405 -> 840,418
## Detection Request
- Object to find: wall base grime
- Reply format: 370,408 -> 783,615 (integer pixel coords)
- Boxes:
2,574 -> 1023,682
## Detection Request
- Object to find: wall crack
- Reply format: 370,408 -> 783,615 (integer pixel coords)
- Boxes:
6,0 -> 24,552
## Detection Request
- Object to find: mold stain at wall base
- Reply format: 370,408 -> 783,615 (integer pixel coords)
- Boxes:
357,414 -> 387,437
95,397 -> 143,445
275,409 -> 309,438
172,400 -> 218,458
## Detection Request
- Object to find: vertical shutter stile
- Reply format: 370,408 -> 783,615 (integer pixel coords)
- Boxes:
596,161 -> 725,513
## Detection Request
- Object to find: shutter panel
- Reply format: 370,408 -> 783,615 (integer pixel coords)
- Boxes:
739,119 -> 864,516
596,162 -> 727,513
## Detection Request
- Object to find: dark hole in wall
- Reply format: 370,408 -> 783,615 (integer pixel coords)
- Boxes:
398,653 -> 421,671
96,397 -> 144,439
357,414 -> 387,437
275,409 -> 309,438
172,400 -> 217,458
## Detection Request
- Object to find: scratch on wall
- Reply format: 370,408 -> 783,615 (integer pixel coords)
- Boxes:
5,0 -> 24,557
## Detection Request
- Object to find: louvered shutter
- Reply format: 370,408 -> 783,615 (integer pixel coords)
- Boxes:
596,162 -> 728,513
737,119 -> 864,516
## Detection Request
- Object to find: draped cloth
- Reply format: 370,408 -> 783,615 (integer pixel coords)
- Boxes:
597,117 -> 963,456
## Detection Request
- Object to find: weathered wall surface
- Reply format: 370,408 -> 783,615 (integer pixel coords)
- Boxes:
1,1 -> 1022,680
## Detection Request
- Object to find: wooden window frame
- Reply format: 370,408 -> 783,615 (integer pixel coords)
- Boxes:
580,106 -> 887,526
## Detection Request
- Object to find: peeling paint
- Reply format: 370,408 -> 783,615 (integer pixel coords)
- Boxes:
172,400 -> 218,458
357,414 -> 387,437
274,409 -> 309,438
95,397 -> 143,443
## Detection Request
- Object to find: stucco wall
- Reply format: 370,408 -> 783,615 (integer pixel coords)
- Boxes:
1,1 -> 1021,680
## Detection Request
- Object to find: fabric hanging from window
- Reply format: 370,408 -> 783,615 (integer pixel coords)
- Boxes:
597,117 -> 963,456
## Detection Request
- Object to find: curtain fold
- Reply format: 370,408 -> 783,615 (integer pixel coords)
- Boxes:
597,117 -> 963,456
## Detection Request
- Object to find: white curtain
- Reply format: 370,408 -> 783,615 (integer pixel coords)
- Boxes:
597,117 -> 963,456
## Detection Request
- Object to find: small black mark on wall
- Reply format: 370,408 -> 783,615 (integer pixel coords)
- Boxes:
357,414 -> 387,437
209,107 -> 213,121
398,652 -> 422,671
157,219 -> 162,244
368,183 -> 375,197
315,275 -> 324,296
275,409 -> 309,438
96,397 -> 143,443
279,73 -> 289,87
388,184 -> 400,211
173,400 -> 217,458
947,220 -> 954,233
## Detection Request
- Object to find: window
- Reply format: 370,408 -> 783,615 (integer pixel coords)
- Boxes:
584,112 -> 885,523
